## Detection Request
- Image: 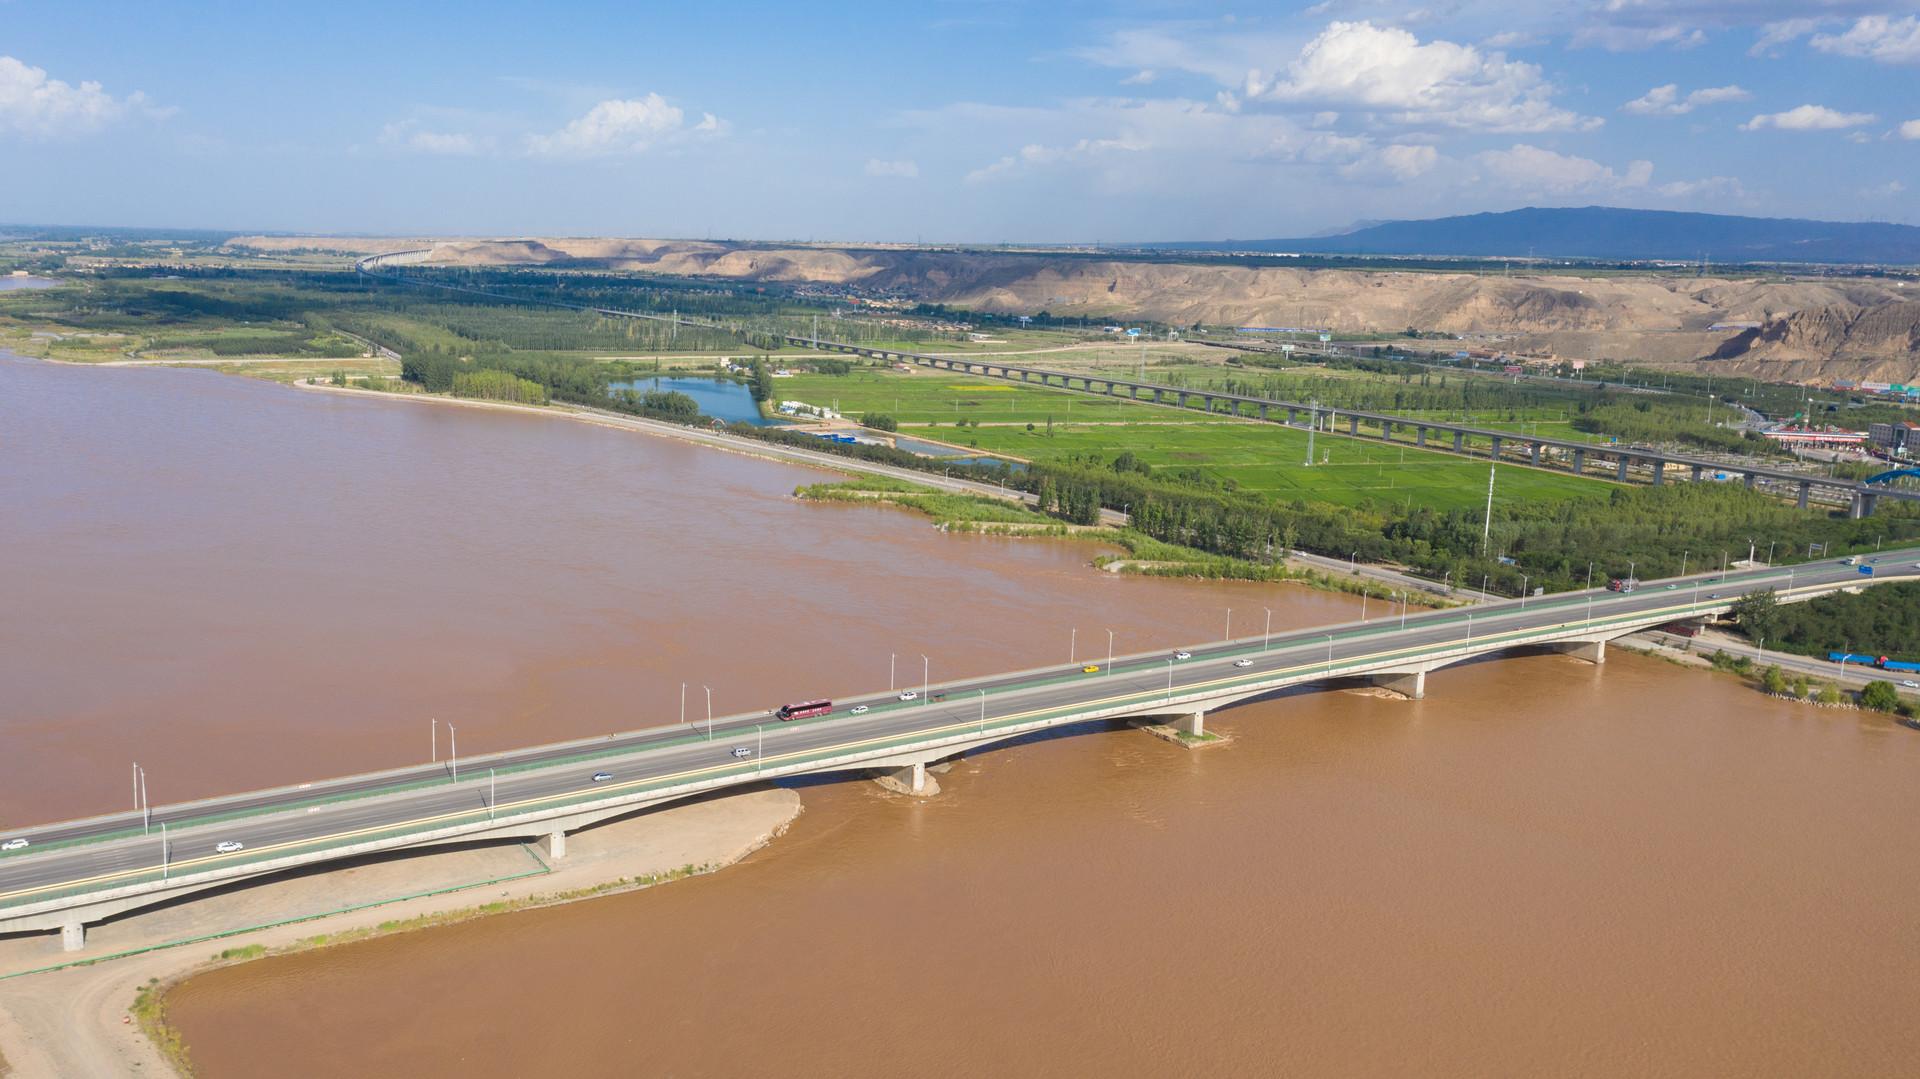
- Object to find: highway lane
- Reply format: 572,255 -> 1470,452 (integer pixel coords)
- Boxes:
4,551 -> 1915,905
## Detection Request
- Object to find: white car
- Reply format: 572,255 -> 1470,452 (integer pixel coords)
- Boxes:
1233,658 -> 1254,668
592,771 -> 614,783
897,690 -> 917,702
1902,680 -> 1919,690
730,746 -> 752,759
215,841 -> 245,854
850,705 -> 869,715
1173,651 -> 1192,660
1,838 -> 26,852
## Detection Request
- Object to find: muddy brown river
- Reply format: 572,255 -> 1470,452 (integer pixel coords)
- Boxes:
8,355 -> 1919,1075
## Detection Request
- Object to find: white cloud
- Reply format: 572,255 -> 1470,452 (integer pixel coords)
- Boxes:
0,55 -> 164,137
1342,142 -> 1440,181
1900,119 -> 1920,139
1481,31 -> 1545,48
1475,143 -> 1650,193
380,122 -> 493,156
1861,179 -> 1905,197
1739,104 -> 1878,131
864,158 -> 919,178
1120,69 -> 1158,86
1810,15 -> 1920,63
964,135 -> 1149,184
1655,175 -> 1746,199
1750,17 -> 1820,55
1259,21 -> 1595,133
524,94 -> 724,157
1621,83 -> 1750,115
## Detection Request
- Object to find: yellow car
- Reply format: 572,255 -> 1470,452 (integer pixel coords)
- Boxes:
1081,664 -> 1100,673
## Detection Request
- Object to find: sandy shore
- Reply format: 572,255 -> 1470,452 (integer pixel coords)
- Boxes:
0,788 -> 801,1077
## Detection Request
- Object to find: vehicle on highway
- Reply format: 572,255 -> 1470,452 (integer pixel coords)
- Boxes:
776,698 -> 832,721
850,704 -> 869,715
1665,583 -> 1676,590
1,838 -> 26,852
1234,658 -> 1254,668
730,746 -> 752,759
215,841 -> 244,854
1708,593 -> 1720,600
932,692 -> 947,701
1173,650 -> 1192,660
1901,680 -> 1919,690
1607,578 -> 1639,593
592,771 -> 613,783
897,690 -> 917,702
1843,556 -> 1858,565
1081,664 -> 1100,673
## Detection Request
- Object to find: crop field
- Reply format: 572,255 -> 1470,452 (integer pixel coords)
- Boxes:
770,369 -> 1232,426
952,420 -> 1611,512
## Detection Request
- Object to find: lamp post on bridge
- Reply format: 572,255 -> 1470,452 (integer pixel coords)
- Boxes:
921,655 -> 929,706
889,654 -> 896,693
161,821 -> 168,880
704,685 -> 713,738
488,768 -> 495,820
1325,633 -> 1334,677
1069,628 -> 1076,665
1263,607 -> 1273,652
1520,574 -> 1530,608
449,724 -> 457,781
431,717 -> 437,764
1680,550 -> 1689,578
1166,658 -> 1174,703
1225,608 -> 1232,643
680,683 -> 686,727
1106,629 -> 1114,674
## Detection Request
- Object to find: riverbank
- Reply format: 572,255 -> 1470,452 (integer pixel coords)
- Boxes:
0,788 -> 801,1077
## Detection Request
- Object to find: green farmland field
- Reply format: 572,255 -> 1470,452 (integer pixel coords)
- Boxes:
952,420 -> 1611,512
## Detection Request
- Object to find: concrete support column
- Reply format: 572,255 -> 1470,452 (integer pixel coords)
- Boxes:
1616,457 -> 1630,482
1178,391 -> 1189,408
61,922 -> 86,952
1287,408 -> 1298,425
1174,711 -> 1205,737
545,830 -> 567,859
1417,426 -> 1428,447
1490,436 -> 1503,460
1530,442 -> 1543,466
1573,448 -> 1586,474
1744,472 -> 1757,490
1558,639 -> 1606,665
1374,670 -> 1427,700
1259,403 -> 1269,421
1652,461 -> 1665,486
1348,414 -> 1360,436
1797,482 -> 1811,510
1691,464 -> 1704,482
1453,431 -> 1465,452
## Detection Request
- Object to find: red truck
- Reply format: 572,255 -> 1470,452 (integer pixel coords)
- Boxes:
1607,578 -> 1639,593
776,698 -> 831,722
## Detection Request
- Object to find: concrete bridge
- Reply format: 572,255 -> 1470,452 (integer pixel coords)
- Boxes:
5,552 -> 1915,951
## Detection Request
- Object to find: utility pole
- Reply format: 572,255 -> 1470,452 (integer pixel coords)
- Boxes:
1482,464 -> 1497,554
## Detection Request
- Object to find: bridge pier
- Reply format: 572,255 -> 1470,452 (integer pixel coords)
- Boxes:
1490,435 -> 1503,460
1348,414 -> 1359,436
1691,464 -> 1703,482
545,830 -> 567,859
1850,491 -> 1877,519
875,760 -> 938,796
1452,431 -> 1465,452
61,921 -> 86,952
1416,426 -> 1428,447
1744,472 -> 1756,489
1572,448 -> 1585,474
1371,670 -> 1427,700
1173,710 -> 1205,737
1287,408 -> 1299,425
1616,457 -> 1630,482
1797,481 -> 1810,510
1554,639 -> 1607,665
1651,461 -> 1665,486
1258,403 -> 1269,421
1530,442 -> 1543,467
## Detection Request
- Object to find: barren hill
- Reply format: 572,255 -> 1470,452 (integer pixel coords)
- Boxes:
230,235 -> 1920,381
1708,300 -> 1920,383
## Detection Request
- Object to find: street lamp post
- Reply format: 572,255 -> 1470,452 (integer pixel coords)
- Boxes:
1520,574 -> 1530,608
1166,658 -> 1173,702
890,654 -> 896,692
488,768 -> 495,820
1225,608 -> 1232,642
1106,629 -> 1114,674
1361,592 -> 1369,622
1070,628 -> 1077,665
1325,633 -> 1334,676
432,717 -> 437,764
680,683 -> 686,727
979,689 -> 986,731
704,685 -> 713,738
161,821 -> 168,880
1263,607 -> 1273,652
449,724 -> 458,781
921,655 -> 929,705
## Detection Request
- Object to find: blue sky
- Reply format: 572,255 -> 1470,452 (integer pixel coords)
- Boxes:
3,1 -> 1917,240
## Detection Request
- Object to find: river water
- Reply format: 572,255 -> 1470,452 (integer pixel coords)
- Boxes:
7,354 -> 1918,1075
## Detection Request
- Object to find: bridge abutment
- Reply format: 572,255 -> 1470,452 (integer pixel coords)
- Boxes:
61,921 -> 85,952
545,830 -> 567,859
874,760 -> 938,797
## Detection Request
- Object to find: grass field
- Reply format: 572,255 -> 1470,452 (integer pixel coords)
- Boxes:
949,420 -> 1610,512
772,369 -> 1230,426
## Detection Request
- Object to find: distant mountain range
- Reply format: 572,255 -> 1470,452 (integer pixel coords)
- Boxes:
1150,207 -> 1920,266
